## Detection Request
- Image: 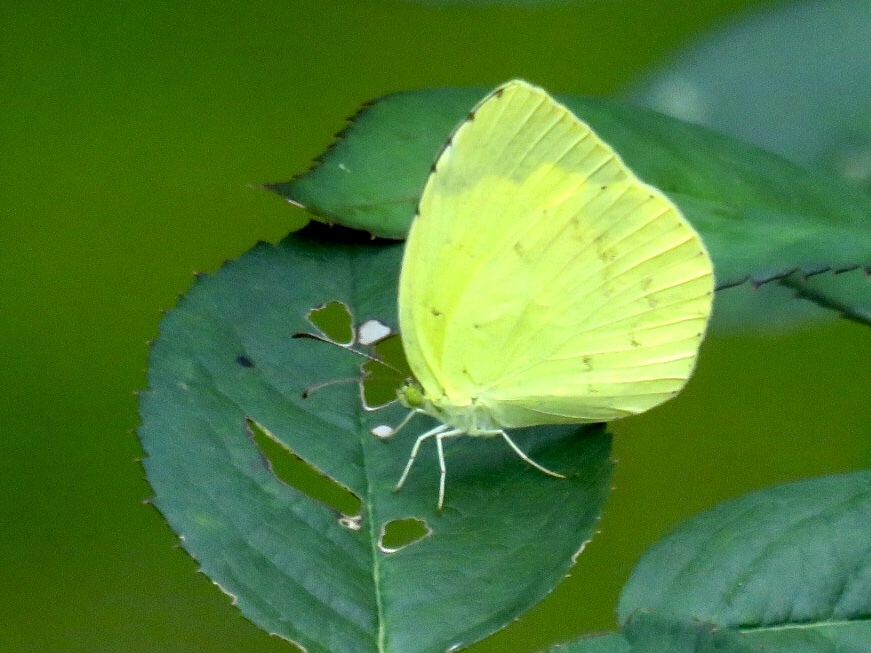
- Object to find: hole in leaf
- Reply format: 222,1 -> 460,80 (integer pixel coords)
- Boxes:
357,318 -> 392,345
378,517 -> 430,553
361,334 -> 411,409
373,332 -> 410,371
246,418 -> 362,519
307,300 -> 354,345
296,305 -> 413,414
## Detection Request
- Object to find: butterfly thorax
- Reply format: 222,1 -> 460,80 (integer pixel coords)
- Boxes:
397,382 -> 501,436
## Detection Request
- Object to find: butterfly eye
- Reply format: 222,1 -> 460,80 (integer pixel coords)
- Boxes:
398,383 -> 425,408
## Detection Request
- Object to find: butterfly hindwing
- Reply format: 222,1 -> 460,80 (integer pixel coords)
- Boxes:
398,80 -> 714,427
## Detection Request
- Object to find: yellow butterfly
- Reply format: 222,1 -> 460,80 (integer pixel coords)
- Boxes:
388,80 -> 714,510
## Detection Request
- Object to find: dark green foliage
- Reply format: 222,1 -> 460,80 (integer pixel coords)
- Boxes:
144,85 -> 871,653
555,472 -> 871,652
138,225 -> 612,653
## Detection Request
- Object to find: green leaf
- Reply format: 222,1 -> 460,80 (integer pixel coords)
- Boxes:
266,88 -> 471,241
629,0 -> 871,192
546,614 -> 760,653
779,267 -> 871,328
617,471 -> 871,648
623,612 -> 760,653
710,268 -> 871,333
138,224 -> 612,653
268,86 -> 871,300
748,622 -> 871,653
627,0 -> 871,330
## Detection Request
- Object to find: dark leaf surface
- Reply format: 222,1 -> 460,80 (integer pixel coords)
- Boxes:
138,225 -> 612,653
618,471 -> 871,650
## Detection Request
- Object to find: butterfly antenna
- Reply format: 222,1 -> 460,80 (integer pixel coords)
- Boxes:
293,331 -> 407,376
498,431 -> 565,479
301,377 -> 360,399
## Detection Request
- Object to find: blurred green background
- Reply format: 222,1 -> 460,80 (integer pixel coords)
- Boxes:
3,1 -> 870,651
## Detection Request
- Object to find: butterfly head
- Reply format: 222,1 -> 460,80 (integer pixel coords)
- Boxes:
397,381 -> 425,409
399,381 -> 443,417
398,381 -> 458,426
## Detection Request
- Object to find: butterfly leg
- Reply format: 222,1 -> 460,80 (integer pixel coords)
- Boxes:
498,430 -> 566,479
394,423 -> 452,494
386,409 -> 420,438
434,428 -> 464,513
